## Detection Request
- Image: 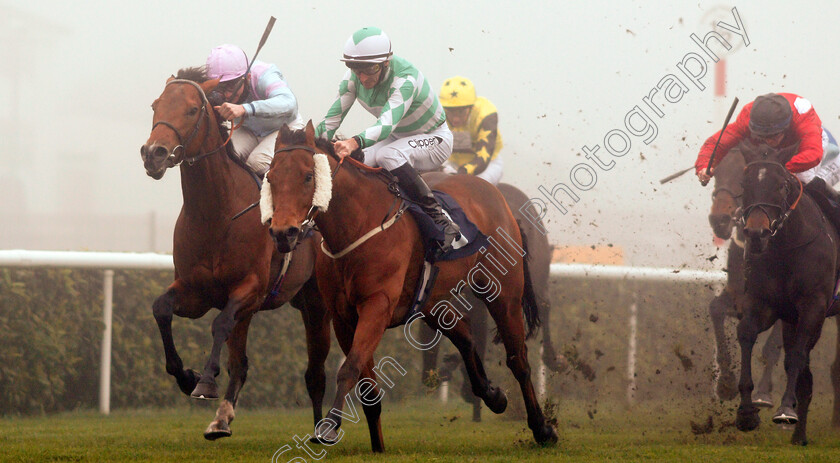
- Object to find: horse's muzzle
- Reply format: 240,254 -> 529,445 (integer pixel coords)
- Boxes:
743,226 -> 771,254
140,143 -> 172,179
270,226 -> 300,253
708,214 -> 734,240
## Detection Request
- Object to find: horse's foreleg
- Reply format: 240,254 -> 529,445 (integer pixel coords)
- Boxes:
774,304 -> 825,429
323,294 -> 390,452
424,310 -> 503,414
754,319 -> 784,407
832,316 -> 840,428
359,362 -> 385,453
203,314 -> 254,440
466,303 -> 488,422
296,278 -> 332,435
152,286 -> 200,396
192,280 -> 260,400
791,363 -> 813,445
418,323 -> 442,385
709,289 -> 737,401
734,309 -> 764,432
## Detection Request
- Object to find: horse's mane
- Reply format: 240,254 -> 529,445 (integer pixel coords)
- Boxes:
175,66 -> 208,82
172,66 -> 241,165
278,127 -> 367,165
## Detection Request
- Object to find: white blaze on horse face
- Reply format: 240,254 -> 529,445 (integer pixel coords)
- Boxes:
757,167 -> 766,183
312,153 -> 332,212
259,173 -> 273,225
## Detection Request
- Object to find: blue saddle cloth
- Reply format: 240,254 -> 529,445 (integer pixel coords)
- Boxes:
403,190 -> 488,263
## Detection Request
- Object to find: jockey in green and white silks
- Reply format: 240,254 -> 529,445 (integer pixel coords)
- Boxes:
315,58 -> 451,172
315,27 -> 460,254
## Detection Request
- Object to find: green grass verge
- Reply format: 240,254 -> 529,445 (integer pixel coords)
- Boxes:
1,396 -> 839,462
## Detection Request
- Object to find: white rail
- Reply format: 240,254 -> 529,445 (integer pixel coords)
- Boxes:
0,250 -> 726,412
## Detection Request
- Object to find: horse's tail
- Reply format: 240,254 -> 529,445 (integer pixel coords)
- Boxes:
518,220 -> 541,340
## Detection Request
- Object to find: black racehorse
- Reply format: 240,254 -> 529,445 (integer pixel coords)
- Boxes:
707,148 -> 783,406
735,140 -> 840,444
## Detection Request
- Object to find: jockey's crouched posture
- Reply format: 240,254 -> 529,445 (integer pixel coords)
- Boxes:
695,92 -> 840,228
205,44 -> 304,177
439,76 -> 504,185
315,27 -> 461,253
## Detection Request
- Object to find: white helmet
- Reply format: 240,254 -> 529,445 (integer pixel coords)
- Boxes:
340,27 -> 392,64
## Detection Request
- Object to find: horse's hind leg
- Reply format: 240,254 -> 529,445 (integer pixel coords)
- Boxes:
465,302 -> 488,422
204,314 -> 254,440
152,285 -> 200,395
754,320 -> 783,407
484,294 -> 557,445
360,362 -> 385,453
832,317 -> 840,428
709,289 -> 737,401
419,324 -> 443,385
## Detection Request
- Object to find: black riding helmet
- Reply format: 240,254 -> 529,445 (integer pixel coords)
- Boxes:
749,93 -> 792,136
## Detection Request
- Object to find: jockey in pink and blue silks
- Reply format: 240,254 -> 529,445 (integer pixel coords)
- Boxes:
206,44 -> 304,177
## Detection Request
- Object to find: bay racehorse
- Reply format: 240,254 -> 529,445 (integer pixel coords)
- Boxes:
263,122 -> 558,452
707,149 -> 783,406
140,68 -> 330,440
418,180 -> 564,422
736,140 -> 840,444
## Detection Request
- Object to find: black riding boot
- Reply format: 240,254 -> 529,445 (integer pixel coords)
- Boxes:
390,163 -> 461,254
806,177 -> 840,230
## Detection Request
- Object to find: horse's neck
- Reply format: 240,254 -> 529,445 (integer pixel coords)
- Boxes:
316,165 -> 394,254
774,196 -> 821,247
179,129 -> 249,220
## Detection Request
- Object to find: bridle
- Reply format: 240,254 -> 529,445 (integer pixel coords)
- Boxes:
151,79 -> 231,167
740,160 -> 803,236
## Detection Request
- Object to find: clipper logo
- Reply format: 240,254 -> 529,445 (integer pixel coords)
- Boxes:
408,136 -> 444,148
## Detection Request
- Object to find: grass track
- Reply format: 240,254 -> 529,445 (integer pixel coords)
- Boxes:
2,397 -> 840,462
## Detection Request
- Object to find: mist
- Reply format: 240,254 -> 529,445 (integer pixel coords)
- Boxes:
2,0 -> 836,269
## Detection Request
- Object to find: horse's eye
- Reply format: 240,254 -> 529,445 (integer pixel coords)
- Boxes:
304,173 -> 314,183
187,107 -> 199,116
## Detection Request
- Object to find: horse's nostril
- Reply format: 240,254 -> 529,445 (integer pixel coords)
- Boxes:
140,145 -> 148,157
153,145 -> 169,160
285,227 -> 300,239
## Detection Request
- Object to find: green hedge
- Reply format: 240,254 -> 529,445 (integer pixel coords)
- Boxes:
3,267 -> 837,416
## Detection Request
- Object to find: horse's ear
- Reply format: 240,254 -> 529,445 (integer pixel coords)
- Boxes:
777,143 -> 799,165
737,138 -> 760,163
305,120 -> 316,146
200,78 -> 220,93
166,75 -> 175,83
278,124 -> 292,147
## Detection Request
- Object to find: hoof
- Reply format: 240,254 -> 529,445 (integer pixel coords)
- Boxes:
484,387 -> 507,414
191,380 -> 219,400
534,424 -> 559,446
310,427 -> 340,445
715,372 -> 738,401
736,404 -> 760,432
204,420 -> 232,440
752,393 -> 773,408
176,369 -> 201,396
772,407 -> 798,425
791,435 -> 808,446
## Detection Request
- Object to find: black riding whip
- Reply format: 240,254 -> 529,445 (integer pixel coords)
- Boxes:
220,16 -> 277,100
701,97 -> 740,186
659,166 -> 695,184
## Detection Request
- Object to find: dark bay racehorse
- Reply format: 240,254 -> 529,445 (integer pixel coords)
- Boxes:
140,69 -> 330,440
708,149 -> 783,406
418,180 -> 563,422
263,123 -> 558,452
736,141 -> 840,444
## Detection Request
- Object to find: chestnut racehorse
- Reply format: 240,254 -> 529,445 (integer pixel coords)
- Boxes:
736,140 -> 840,444
140,68 -> 330,440
418,180 -> 564,422
707,149 -> 783,406
263,122 -> 558,452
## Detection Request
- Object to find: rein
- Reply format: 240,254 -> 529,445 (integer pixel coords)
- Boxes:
152,79 -> 235,167
270,143 -> 406,259
740,160 -> 804,237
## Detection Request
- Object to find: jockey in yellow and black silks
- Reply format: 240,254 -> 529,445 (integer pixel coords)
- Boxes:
439,76 -> 503,185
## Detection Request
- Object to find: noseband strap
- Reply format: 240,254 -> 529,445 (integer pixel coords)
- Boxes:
740,160 -> 803,236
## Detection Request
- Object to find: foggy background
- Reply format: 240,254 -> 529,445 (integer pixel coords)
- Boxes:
2,0 -> 836,269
